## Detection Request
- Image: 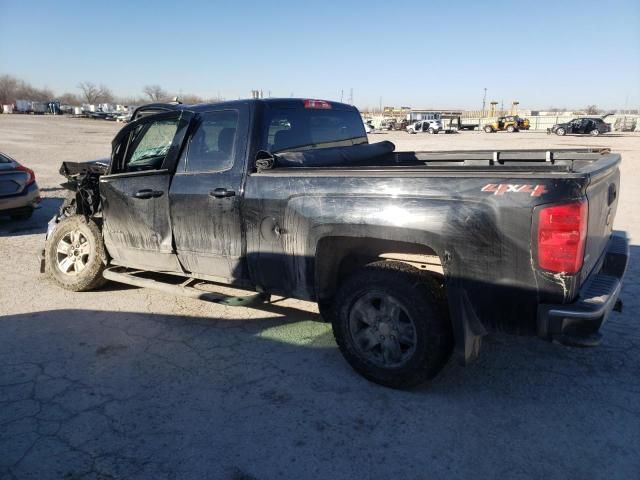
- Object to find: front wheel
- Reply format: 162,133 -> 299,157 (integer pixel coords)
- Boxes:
331,261 -> 452,389
46,215 -> 108,291
484,125 -> 494,133
507,125 -> 516,133
555,127 -> 566,136
590,129 -> 600,136
428,127 -> 436,134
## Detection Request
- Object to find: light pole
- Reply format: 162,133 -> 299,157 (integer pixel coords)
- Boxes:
482,88 -> 487,117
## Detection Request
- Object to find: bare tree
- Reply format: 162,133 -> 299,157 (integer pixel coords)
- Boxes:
179,93 -> 205,104
143,85 -> 167,102
58,92 -> 82,105
0,75 -> 19,104
584,105 -> 601,115
77,82 -> 113,104
0,74 -> 53,104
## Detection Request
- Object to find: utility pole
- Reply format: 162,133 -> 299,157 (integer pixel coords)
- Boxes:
481,88 -> 487,117
340,89 -> 344,103
349,88 -> 353,105
379,96 -> 382,114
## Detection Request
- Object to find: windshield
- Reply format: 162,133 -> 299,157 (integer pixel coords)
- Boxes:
263,108 -> 367,153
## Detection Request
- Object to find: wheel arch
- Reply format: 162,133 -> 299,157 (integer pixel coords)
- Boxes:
314,236 -> 444,303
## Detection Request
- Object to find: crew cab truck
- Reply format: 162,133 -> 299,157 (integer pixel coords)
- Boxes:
42,98 -> 629,389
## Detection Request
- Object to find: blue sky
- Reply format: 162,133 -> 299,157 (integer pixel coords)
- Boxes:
0,0 -> 638,110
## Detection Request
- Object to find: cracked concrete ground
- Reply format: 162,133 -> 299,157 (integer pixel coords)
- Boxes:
1,116 -> 639,479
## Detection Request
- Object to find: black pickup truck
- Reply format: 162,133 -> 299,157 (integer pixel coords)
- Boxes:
42,98 -> 629,388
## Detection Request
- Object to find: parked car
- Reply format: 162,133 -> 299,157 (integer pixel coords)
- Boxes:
41,98 -> 629,389
484,115 -> 530,133
0,152 -> 40,220
549,117 -> 611,136
406,119 -> 442,134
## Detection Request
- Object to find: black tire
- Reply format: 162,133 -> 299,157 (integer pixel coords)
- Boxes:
507,125 -> 516,133
46,215 -> 108,291
331,261 -> 452,389
10,209 -> 33,220
428,127 -> 436,134
555,127 -> 566,136
484,125 -> 493,133
590,129 -> 600,136
317,300 -> 334,323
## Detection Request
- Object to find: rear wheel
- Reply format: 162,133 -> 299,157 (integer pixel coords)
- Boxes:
507,125 -> 516,133
484,125 -> 493,133
556,127 -> 566,136
590,129 -> 600,136
46,215 -> 108,291
428,127 -> 436,134
331,261 -> 452,389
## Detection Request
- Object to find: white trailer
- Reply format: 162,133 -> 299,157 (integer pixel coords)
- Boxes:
15,99 -> 30,113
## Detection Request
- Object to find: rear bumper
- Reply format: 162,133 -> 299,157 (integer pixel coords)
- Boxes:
537,232 -> 629,346
0,183 -> 41,213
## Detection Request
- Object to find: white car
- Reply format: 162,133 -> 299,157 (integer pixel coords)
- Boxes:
406,120 -> 442,134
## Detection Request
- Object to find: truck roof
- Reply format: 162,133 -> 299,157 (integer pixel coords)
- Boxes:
134,98 -> 359,117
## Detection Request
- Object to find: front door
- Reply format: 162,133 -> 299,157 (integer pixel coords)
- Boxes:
169,107 -> 248,283
568,119 -> 582,134
100,111 -> 192,272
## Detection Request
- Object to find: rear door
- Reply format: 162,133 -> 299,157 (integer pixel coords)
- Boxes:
169,106 -> 249,282
100,111 -> 192,271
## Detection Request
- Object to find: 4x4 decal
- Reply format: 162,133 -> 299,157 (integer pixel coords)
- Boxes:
481,184 -> 548,197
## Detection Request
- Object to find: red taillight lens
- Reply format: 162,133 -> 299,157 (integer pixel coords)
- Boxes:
16,164 -> 36,186
304,99 -> 332,109
537,201 -> 587,274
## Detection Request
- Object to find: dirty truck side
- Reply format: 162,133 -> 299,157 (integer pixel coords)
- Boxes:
42,99 -> 630,389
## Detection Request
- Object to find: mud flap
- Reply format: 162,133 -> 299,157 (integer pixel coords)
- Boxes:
447,286 -> 487,365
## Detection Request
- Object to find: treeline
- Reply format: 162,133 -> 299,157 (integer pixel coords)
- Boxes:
0,74 -> 222,106
0,75 -> 55,105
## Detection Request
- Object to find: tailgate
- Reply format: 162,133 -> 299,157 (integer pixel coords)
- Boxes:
581,162 -> 620,284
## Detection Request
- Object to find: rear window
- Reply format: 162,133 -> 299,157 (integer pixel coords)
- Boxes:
263,108 -> 367,153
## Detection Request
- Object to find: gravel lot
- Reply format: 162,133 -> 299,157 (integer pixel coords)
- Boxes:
1,115 -> 639,479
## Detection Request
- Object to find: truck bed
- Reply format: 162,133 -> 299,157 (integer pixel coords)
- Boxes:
260,144 -> 616,174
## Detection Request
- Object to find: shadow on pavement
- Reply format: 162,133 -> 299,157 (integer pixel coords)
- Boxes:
0,196 -> 63,237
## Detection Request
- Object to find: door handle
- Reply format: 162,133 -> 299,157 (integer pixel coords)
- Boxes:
133,189 -> 164,199
209,188 -> 236,198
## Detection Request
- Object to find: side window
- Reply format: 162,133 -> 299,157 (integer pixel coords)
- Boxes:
123,118 -> 179,173
184,110 -> 238,173
267,117 -> 292,149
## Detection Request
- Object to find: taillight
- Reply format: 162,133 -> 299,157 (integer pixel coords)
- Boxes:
536,201 -> 588,274
16,164 -> 36,186
304,99 -> 332,109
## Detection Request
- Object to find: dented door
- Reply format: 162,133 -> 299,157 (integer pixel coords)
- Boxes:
169,107 -> 249,282
100,111 -> 193,272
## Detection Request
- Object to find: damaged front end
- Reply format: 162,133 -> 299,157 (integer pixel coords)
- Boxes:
39,159 -> 109,272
